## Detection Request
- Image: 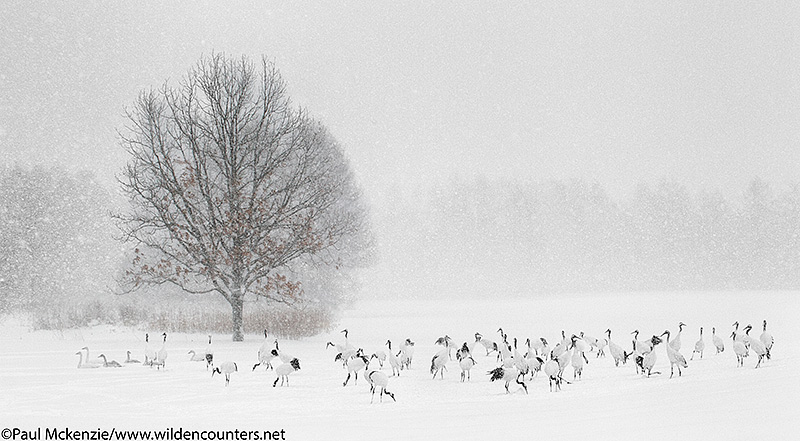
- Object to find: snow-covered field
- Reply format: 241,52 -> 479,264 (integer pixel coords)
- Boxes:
2,291 -> 798,440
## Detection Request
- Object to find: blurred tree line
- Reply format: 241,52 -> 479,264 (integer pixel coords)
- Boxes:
382,176 -> 800,294
0,164 -> 366,336
3,163 -> 799,321
0,165 -> 119,314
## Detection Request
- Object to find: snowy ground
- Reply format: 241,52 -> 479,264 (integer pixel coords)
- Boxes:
1,291 -> 798,440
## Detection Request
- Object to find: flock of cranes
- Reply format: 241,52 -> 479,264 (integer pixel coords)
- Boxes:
73,320 -> 775,402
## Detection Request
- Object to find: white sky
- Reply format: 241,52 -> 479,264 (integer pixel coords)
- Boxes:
2,0 -> 800,209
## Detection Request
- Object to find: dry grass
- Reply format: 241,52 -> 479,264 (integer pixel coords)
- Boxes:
28,296 -> 336,338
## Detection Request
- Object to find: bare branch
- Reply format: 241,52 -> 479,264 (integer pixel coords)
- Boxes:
116,53 -> 373,340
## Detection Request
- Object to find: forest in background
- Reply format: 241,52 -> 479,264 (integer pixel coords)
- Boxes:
2,165 -> 799,331
377,175 -> 800,296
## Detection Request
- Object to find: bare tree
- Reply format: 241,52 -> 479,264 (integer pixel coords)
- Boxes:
115,54 -> 371,341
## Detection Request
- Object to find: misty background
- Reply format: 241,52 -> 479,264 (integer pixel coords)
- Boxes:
2,1 -> 800,314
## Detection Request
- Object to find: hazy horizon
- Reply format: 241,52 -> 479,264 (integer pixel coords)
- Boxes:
3,1 -> 800,299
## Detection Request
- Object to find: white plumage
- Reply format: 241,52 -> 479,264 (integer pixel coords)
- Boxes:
331,330 -> 357,368
204,335 -> 214,370
399,338 -> 415,370
731,331 -> 748,367
386,340 -> 402,376
367,370 -> 396,403
524,339 -> 544,378
343,349 -> 369,386
474,332 -> 499,358
662,330 -> 688,378
760,320 -> 774,360
435,335 -> 455,360
125,351 -> 141,363
273,340 -> 298,366
555,346 -> 570,377
125,351 -> 141,364
273,358 -> 301,387
580,332 -> 603,356
459,355 -> 476,382
639,335 -> 663,377
98,354 -> 122,368
253,347 -> 278,372
340,329 -> 356,353
370,350 -> 387,368
543,359 -> 561,392
488,364 -> 528,394
631,330 -> 653,356
712,327 -> 725,354
75,351 -> 99,369
80,347 -> 102,368
605,329 -> 628,367
570,336 -> 586,381
156,333 -> 168,368
143,333 -> 156,366
669,322 -> 686,351
744,325 -> 767,368
253,330 -> 275,371
512,338 -> 528,374
691,327 -> 705,360
530,336 -> 548,357
212,361 -> 238,386
732,322 -> 746,343
551,330 -> 569,359
631,330 -> 655,374
430,346 -> 449,379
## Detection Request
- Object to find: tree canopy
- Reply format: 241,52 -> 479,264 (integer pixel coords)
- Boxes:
116,54 -> 373,340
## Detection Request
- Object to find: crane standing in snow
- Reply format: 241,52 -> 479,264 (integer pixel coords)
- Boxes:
430,341 -> 450,379
760,320 -> 774,360
254,331 -> 277,371
605,329 -> 628,367
273,358 -> 301,387
731,331 -> 748,367
570,335 -> 586,381
662,330 -> 688,378
212,361 -> 237,386
386,340 -> 402,377
712,327 -> 725,354
744,324 -> 767,368
343,349 -> 369,386
488,362 -> 528,394
639,335 -> 663,377
367,370 -> 396,403
204,335 -> 214,370
691,327 -> 705,360
399,338 -> 415,370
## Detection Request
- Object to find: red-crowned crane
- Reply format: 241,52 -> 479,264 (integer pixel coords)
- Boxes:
744,324 -> 767,368
760,320 -> 774,360
367,370 -> 396,403
668,322 -> 686,351
712,327 -> 725,354
691,327 -> 705,360
605,329 -> 628,367
731,331 -> 748,367
273,358 -> 301,387
662,330 -> 688,378
212,361 -> 237,386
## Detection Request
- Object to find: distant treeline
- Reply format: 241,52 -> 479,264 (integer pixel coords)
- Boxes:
381,176 -> 800,294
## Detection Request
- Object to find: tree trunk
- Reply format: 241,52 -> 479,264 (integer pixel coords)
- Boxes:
231,290 -> 244,342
